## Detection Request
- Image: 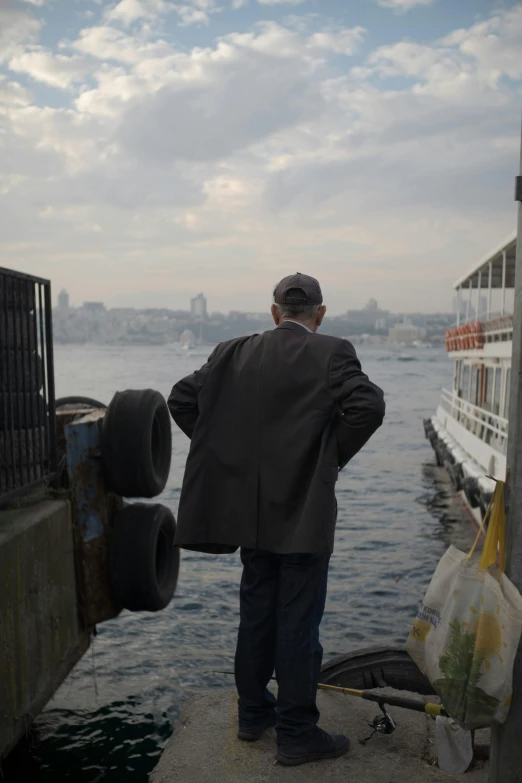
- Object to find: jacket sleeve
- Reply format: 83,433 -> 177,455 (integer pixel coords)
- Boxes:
328,340 -> 385,470
168,347 -> 218,439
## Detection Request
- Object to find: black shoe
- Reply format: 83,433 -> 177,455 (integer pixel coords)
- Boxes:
237,712 -> 277,742
275,727 -> 350,766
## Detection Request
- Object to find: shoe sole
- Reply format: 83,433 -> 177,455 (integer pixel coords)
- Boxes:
275,742 -> 350,767
237,731 -> 263,742
237,723 -> 276,742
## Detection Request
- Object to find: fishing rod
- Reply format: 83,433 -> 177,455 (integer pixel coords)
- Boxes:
316,682 -> 448,718
210,670 -> 448,735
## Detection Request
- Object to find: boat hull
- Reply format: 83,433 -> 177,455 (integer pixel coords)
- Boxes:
423,416 -> 497,531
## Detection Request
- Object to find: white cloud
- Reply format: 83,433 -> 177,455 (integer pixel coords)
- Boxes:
0,5 -> 41,65
21,0 -> 56,6
365,7 -> 522,95
173,4 -> 211,25
72,20 -> 365,120
308,28 -> 366,56
105,0 -> 172,25
104,0 -> 217,27
172,0 -> 219,25
232,0 -> 248,7
0,8 -> 521,311
376,0 -> 436,11
0,76 -> 32,107
75,64 -> 152,116
9,49 -> 91,89
442,6 -> 522,84
72,25 -> 172,63
115,24 -> 332,161
257,0 -> 307,5
215,21 -> 365,60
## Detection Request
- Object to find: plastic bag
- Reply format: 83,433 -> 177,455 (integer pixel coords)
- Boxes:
435,716 -> 473,774
406,481 -> 522,729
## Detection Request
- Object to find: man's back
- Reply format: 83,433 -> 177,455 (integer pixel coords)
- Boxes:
170,274 -> 385,765
169,321 -> 385,554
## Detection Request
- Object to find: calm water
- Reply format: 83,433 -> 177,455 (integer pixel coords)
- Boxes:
4,343 -> 478,782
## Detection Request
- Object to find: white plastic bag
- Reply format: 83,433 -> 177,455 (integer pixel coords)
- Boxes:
406,481 -> 522,729
435,717 -> 473,775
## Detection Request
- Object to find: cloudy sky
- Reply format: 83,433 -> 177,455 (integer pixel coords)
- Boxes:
0,0 -> 520,314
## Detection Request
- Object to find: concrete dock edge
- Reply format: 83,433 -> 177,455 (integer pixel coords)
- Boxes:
150,688 -> 489,783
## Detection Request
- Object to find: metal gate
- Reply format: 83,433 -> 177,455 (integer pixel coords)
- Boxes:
0,268 -> 57,505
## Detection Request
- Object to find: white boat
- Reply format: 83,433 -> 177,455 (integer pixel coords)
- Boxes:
179,328 -> 197,350
425,234 -> 516,528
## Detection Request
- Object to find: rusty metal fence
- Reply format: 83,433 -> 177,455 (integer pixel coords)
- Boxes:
0,268 -> 57,506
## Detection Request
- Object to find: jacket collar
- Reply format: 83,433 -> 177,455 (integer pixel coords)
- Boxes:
276,320 -> 314,333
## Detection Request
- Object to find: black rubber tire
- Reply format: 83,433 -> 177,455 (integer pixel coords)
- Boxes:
423,419 -> 434,439
0,352 -> 42,393
434,443 -> 446,467
109,503 -> 180,612
462,477 -> 480,509
445,460 -> 463,492
0,393 -> 45,429
102,389 -> 172,498
320,646 -> 434,695
428,431 -> 438,449
55,396 -> 107,409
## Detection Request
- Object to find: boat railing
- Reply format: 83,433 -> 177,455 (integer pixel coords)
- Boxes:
439,389 -> 508,452
445,315 -> 513,352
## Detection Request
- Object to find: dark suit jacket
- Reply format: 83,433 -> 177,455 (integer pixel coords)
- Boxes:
168,322 -> 385,554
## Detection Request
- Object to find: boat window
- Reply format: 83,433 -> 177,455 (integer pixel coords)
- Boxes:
484,368 -> 494,411
504,368 -> 511,419
460,363 -> 470,399
492,368 -> 501,416
453,360 -> 461,393
470,366 -> 479,405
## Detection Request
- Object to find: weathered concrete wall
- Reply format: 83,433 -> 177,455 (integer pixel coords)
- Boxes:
0,500 -> 90,760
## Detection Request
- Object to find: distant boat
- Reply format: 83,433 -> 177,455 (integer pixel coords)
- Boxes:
179,329 -> 196,350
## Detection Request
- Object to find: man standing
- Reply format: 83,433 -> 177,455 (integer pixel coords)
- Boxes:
168,274 -> 385,767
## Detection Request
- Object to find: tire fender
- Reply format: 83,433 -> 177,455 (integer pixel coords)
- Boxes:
109,503 -> 180,612
102,389 -> 172,498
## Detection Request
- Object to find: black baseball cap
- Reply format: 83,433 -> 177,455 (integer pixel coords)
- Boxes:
273,273 -> 323,306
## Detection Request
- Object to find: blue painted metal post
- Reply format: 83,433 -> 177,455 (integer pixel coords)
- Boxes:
65,410 -> 121,628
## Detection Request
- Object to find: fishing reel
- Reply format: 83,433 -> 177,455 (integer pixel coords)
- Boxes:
359,704 -> 397,745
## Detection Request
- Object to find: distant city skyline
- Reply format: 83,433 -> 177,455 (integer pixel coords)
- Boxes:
52,289 -> 453,347
2,2 -> 519,313
56,288 -> 456,319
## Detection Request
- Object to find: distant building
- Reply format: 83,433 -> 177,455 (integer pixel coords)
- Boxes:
82,302 -> 106,313
191,293 -> 207,320
339,302 -> 389,333
388,321 -> 427,346
57,289 -> 69,310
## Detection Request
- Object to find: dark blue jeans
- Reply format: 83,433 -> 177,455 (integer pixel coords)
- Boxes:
234,548 -> 330,744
